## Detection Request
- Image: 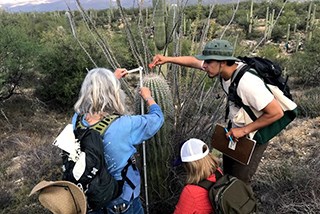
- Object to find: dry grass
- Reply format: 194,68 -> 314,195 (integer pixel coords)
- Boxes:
294,87 -> 320,118
0,94 -> 68,214
253,117 -> 320,214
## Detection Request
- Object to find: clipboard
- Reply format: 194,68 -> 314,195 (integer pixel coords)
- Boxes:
211,124 -> 256,165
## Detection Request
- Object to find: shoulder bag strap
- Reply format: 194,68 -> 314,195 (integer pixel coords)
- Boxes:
225,64 -> 250,120
197,169 -> 223,190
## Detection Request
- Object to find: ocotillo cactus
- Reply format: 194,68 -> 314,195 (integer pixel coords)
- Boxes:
153,0 -> 166,51
135,73 -> 175,208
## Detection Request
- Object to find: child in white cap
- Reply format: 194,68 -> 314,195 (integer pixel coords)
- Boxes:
174,138 -> 222,214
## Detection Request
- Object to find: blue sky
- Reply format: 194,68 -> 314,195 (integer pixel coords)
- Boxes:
0,0 -> 118,12
0,0 -> 215,12
2,0 -> 303,13
0,0 -> 60,7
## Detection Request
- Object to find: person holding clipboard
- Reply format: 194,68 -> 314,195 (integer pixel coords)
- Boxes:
150,39 -> 285,189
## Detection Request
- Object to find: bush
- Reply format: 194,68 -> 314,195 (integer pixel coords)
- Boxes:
294,87 -> 320,118
287,29 -> 320,86
35,26 -> 97,110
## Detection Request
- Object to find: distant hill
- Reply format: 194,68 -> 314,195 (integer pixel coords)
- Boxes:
1,0 -> 249,13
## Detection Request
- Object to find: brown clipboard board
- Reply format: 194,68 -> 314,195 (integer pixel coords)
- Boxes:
211,124 -> 256,165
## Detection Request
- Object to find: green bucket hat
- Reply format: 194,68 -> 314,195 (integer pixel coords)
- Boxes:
195,39 -> 240,61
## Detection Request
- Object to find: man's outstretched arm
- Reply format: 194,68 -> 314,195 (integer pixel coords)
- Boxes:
151,55 -> 203,70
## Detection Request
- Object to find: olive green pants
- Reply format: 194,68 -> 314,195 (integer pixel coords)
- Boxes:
222,141 -> 269,185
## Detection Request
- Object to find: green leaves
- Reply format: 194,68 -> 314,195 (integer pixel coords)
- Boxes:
0,21 -> 36,101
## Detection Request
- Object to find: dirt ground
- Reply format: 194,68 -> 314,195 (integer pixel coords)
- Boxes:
259,116 -> 320,168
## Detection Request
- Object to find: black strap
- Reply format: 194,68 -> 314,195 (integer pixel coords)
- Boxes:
197,170 -> 223,190
224,64 -> 249,121
121,157 -> 137,190
228,67 -> 275,122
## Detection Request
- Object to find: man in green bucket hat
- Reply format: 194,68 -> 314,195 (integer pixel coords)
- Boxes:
151,39 -> 284,188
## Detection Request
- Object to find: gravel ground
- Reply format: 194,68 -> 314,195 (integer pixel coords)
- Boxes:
259,116 -> 320,168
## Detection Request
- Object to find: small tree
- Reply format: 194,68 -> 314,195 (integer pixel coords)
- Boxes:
0,24 -> 36,101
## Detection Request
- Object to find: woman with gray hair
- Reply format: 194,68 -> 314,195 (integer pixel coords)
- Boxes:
72,67 -> 164,214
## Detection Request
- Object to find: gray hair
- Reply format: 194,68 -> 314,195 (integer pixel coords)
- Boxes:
74,68 -> 127,115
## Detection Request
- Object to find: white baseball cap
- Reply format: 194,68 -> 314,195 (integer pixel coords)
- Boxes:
180,138 -> 209,162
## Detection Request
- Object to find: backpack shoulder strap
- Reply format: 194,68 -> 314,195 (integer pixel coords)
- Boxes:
196,170 -> 223,190
76,115 -> 119,135
92,115 -> 119,135
197,178 -> 214,191
232,68 -> 274,122
225,64 -> 250,120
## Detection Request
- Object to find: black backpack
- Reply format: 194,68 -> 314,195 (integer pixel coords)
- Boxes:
197,171 -> 257,214
62,115 -> 120,211
239,56 -> 292,100
229,56 -> 293,109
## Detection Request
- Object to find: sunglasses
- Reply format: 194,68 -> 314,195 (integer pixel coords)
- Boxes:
204,59 -> 216,64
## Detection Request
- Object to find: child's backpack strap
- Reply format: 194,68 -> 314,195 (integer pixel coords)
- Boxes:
197,170 -> 223,190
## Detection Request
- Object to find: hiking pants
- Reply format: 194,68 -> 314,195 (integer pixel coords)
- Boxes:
223,141 -> 269,185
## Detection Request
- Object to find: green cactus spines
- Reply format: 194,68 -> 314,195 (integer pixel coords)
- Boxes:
140,73 -> 174,120
135,73 -> 174,205
153,0 -> 166,51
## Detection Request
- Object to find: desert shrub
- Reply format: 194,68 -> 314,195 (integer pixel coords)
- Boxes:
0,23 -> 37,101
0,139 -> 62,214
294,87 -> 320,118
287,28 -> 320,86
258,44 -> 281,60
35,29 -> 88,110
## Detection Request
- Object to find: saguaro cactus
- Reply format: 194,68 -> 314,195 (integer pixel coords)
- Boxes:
166,3 -> 178,44
153,0 -> 166,51
136,73 -> 174,209
248,0 -> 254,34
